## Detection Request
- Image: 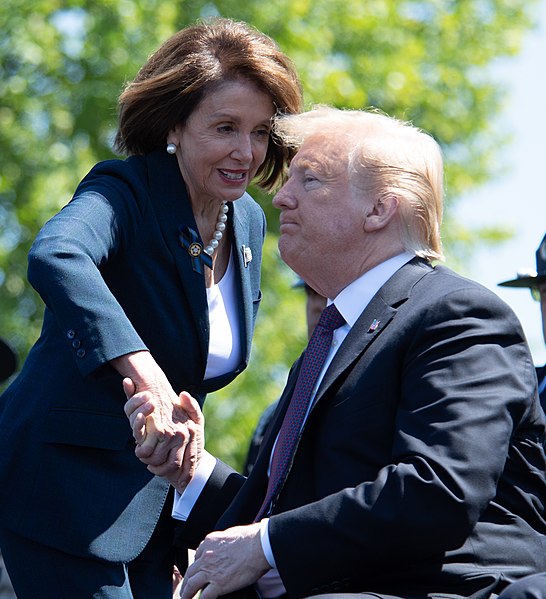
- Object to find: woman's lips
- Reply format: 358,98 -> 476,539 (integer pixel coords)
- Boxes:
218,169 -> 248,181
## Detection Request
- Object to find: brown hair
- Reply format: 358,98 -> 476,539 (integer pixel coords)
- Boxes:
115,18 -> 303,190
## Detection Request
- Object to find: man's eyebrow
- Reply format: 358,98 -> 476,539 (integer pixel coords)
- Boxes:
292,156 -> 341,181
289,157 -> 324,174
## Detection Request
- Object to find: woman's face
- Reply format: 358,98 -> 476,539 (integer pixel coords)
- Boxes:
168,79 -> 275,207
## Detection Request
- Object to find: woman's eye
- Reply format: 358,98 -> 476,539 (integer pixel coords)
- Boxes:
217,125 -> 234,133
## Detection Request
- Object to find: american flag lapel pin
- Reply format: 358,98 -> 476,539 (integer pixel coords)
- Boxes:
368,318 -> 380,333
242,245 -> 252,268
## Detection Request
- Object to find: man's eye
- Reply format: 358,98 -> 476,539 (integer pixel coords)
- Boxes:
253,128 -> 270,138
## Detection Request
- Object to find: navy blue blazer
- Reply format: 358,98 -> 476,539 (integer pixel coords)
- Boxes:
177,259 -> 546,599
0,149 -> 265,562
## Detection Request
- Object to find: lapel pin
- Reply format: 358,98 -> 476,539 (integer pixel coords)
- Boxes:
368,319 -> 380,333
179,225 -> 212,273
242,245 -> 252,268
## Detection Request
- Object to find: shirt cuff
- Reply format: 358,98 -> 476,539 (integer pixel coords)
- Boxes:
171,450 -> 217,521
259,518 -> 277,568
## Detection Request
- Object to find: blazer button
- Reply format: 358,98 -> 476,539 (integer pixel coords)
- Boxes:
72,339 -> 81,349
66,330 -> 76,339
76,349 -> 86,358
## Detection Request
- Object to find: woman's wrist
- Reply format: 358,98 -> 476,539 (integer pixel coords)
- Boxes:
110,350 -> 157,388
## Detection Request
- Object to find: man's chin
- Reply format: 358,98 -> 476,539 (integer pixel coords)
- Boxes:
278,242 -> 303,275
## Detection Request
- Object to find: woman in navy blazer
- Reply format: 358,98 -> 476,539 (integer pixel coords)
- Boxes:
0,18 -> 302,599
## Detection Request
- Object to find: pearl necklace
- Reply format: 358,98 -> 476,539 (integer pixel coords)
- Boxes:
203,202 -> 228,257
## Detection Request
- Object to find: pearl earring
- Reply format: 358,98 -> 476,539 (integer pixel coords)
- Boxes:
166,143 -> 177,155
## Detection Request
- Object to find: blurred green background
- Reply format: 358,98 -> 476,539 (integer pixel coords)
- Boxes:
0,0 -> 539,469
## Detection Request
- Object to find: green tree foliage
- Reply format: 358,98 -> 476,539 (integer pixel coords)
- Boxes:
0,0 -> 538,467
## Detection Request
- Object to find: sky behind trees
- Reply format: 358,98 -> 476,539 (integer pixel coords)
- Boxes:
455,0 -> 546,364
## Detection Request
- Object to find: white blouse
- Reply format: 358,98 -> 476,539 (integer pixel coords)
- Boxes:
204,251 -> 242,380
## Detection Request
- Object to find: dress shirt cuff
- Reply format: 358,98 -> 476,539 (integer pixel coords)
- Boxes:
171,450 -> 217,521
259,518 -> 277,568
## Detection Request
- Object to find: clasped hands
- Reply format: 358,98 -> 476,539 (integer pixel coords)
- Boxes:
123,377 -> 204,493
122,375 -> 271,598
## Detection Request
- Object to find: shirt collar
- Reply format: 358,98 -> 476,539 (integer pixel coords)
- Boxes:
330,252 -> 414,327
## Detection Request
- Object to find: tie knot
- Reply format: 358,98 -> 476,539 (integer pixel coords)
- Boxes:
316,303 -> 345,332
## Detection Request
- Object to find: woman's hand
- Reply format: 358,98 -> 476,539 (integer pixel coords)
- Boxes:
125,384 -> 205,493
113,351 -> 205,492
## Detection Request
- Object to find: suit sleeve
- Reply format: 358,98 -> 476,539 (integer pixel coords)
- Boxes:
268,284 -> 540,594
174,459 -> 246,549
27,162 -> 148,377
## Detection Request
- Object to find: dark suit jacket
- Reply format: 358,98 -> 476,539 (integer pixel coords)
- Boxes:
0,149 -> 265,562
178,258 -> 546,599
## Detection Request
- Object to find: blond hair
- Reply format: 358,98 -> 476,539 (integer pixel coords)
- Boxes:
274,106 -> 444,260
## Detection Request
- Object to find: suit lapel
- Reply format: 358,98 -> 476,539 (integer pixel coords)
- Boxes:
313,257 -> 433,407
256,258 -> 433,442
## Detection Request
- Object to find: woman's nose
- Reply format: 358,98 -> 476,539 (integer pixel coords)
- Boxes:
231,134 -> 253,162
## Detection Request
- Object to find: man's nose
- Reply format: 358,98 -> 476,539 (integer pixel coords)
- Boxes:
272,186 -> 287,209
273,179 -> 296,209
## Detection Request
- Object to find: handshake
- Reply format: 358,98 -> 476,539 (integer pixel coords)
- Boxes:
120,365 -> 272,599
122,377 -> 205,493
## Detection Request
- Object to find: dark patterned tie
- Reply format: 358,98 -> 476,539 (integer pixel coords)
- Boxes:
255,303 -> 345,520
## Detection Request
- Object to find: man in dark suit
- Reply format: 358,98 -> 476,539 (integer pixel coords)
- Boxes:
498,233 -> 546,411
127,107 -> 546,599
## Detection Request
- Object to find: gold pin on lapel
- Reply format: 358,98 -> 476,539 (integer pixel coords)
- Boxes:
242,245 -> 252,268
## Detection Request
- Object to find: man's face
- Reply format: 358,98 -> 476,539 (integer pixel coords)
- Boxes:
272,135 -> 368,283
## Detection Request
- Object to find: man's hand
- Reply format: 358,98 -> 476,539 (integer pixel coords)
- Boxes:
180,523 -> 270,599
113,351 -> 194,465
123,378 -> 205,493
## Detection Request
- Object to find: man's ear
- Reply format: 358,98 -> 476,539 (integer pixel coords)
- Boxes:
363,195 -> 399,232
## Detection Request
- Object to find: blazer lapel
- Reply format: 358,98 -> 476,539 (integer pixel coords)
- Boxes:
146,151 -> 261,376
231,199 -> 255,365
145,150 -> 209,362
